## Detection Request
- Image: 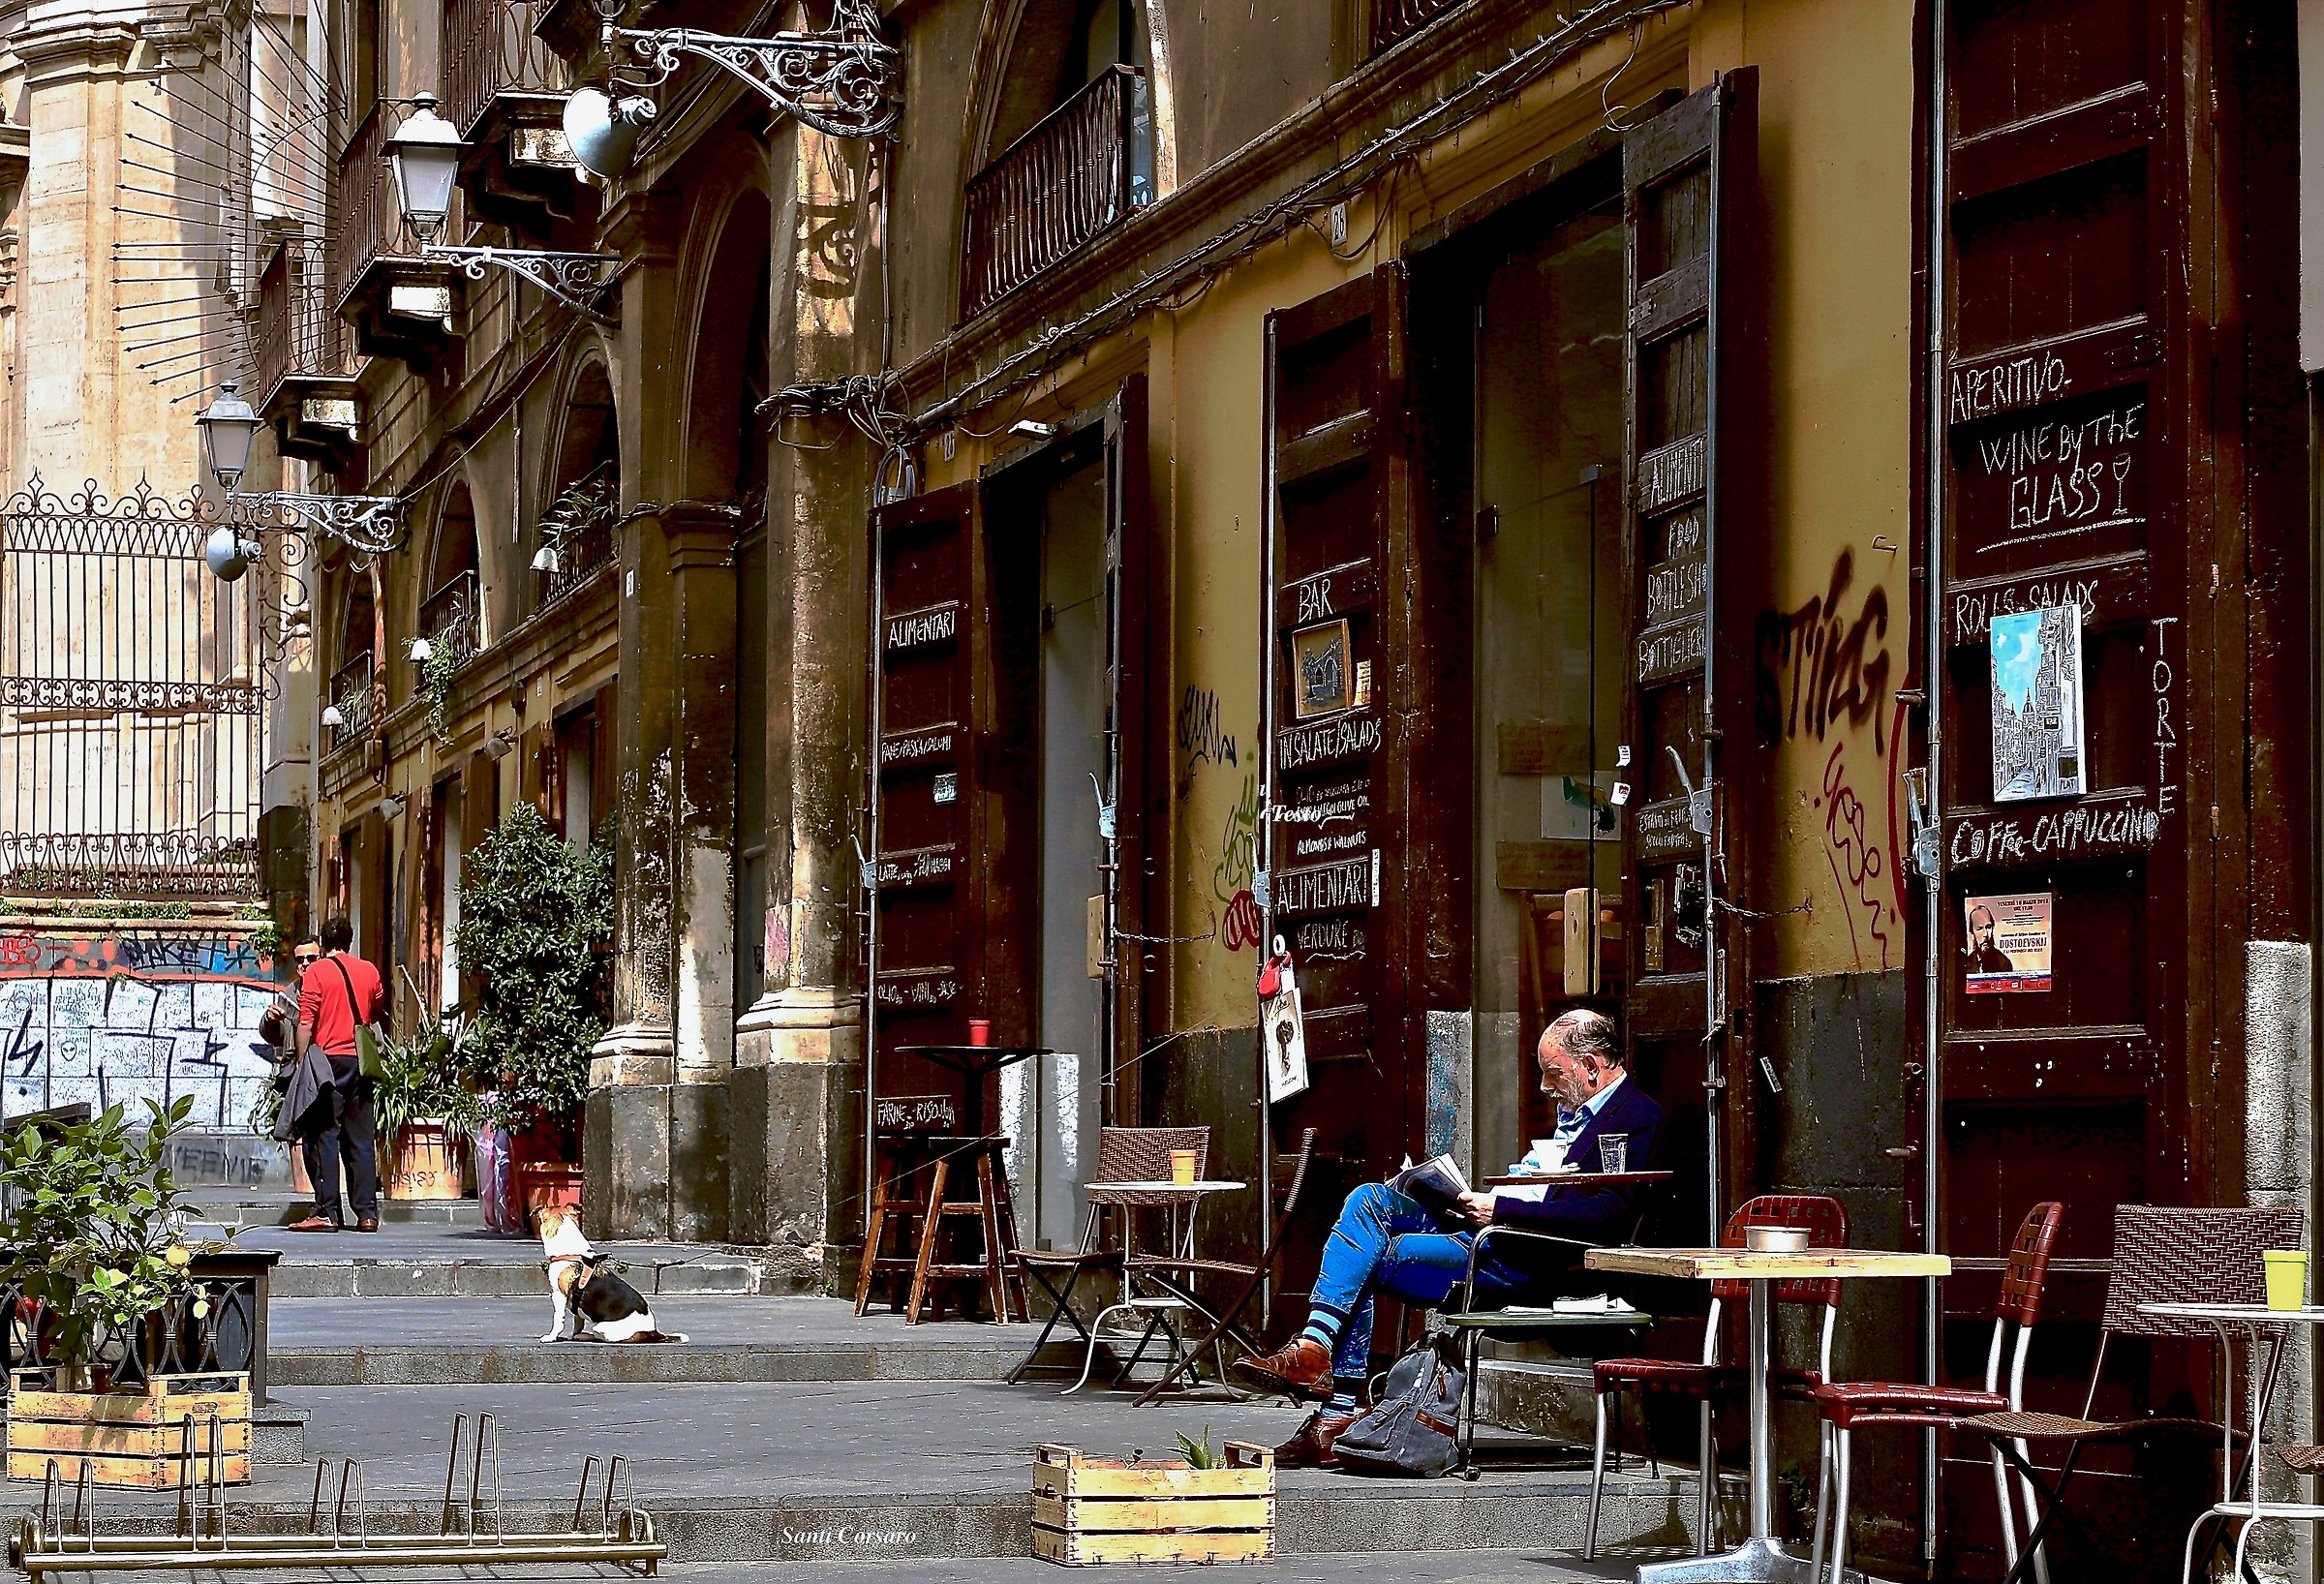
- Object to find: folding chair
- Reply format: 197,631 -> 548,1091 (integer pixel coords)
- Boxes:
1131,1129 -> 1322,1407
1005,1126 -> 1208,1385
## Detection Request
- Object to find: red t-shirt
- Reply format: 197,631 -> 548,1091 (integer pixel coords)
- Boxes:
297,952 -> 383,1056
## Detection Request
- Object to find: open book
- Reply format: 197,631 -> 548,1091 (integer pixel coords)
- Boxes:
1388,1154 -> 1473,1230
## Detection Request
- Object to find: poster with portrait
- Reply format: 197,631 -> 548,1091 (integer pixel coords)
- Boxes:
1988,606 -> 2086,802
1963,892 -> 2053,994
1257,942 -> 1311,1104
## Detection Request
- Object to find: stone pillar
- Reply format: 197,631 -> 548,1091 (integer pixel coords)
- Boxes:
730,128 -> 868,1270
2247,940 -> 2315,1584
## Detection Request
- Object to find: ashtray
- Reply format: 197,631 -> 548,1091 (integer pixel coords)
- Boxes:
1746,1225 -> 1811,1253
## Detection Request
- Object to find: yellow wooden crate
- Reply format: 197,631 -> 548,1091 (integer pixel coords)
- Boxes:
1031,1443 -> 1274,1567
7,1370 -> 252,1489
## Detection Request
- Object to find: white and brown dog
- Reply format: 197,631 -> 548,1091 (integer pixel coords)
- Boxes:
534,1205 -> 688,1344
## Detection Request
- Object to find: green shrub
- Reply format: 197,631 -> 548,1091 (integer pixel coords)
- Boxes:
451,804 -> 614,1132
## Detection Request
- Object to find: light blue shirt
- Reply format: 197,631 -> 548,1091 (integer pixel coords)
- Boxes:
1550,1071 -> 1629,1147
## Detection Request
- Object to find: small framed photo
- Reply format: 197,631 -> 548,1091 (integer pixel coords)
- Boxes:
1292,619 -> 1354,719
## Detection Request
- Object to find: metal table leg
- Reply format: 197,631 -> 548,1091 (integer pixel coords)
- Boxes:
1638,1278 -> 1859,1583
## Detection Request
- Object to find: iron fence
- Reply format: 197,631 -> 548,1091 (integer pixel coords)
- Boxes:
328,649 -> 375,748
251,237 -> 352,417
961,66 -> 1151,319
419,569 -> 480,665
444,0 -> 570,136
332,104 -> 406,311
0,478 -> 267,900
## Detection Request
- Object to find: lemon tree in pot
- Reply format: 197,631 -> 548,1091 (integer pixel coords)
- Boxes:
452,804 -> 614,1204
0,1096 -> 250,1487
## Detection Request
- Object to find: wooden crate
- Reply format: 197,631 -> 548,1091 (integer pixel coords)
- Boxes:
7,1369 -> 252,1489
1030,1442 -> 1274,1566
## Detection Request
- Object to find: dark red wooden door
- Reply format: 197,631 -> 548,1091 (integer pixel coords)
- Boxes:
1615,70 -> 1765,1240
1258,266 -> 1419,1288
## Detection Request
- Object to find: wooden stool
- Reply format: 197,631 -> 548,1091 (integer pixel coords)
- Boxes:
854,1135 -> 1025,1324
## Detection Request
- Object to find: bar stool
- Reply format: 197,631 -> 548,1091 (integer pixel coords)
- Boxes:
855,1134 -> 1024,1324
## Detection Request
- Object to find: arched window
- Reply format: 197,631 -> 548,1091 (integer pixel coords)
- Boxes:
535,360 -> 621,608
422,482 -> 481,663
327,571 -> 377,746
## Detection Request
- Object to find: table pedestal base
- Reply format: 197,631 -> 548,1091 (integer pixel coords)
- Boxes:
1638,1536 -> 1865,1583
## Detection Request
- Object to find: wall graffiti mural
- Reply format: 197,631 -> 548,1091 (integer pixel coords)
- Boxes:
0,928 -> 282,1145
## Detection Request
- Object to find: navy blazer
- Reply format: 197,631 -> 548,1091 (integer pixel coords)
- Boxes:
1489,1076 -> 1667,1245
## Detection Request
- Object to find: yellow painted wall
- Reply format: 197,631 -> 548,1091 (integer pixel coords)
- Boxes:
1694,0 -> 1917,979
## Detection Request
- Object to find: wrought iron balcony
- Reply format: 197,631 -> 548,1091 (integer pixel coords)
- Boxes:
328,649 -> 376,749
418,570 -> 481,668
251,238 -> 358,463
444,0 -> 579,229
961,65 -> 1151,320
1370,0 -> 1466,54
333,103 -> 458,367
537,469 -> 618,610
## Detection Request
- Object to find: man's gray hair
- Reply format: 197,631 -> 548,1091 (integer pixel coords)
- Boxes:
1547,1008 -> 1623,1065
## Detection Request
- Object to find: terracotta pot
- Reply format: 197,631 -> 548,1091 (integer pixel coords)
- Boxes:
516,1161 -> 583,1216
384,1120 -> 464,1201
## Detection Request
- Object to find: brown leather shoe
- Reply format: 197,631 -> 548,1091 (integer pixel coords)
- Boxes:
287,1215 -> 340,1233
1235,1336 -> 1333,1398
1273,1406 -> 1361,1469
355,1217 -> 379,1233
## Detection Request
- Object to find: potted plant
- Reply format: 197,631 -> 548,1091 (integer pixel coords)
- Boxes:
0,1096 -> 250,1487
452,804 -> 614,1223
376,1004 -> 482,1202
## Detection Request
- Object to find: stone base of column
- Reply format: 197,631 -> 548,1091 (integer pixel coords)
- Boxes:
583,1081 -> 733,1242
727,990 -> 864,1269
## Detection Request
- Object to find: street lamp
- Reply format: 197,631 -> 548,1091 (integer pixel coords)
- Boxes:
384,93 -> 464,242
383,95 -> 623,320
196,381 -> 260,496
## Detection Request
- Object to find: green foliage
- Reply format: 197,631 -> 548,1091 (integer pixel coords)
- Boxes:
375,1010 -> 483,1143
239,904 -> 286,967
0,1097 -> 199,1370
452,804 -> 614,1130
1172,1427 -> 1222,1470
415,637 -> 462,745
65,899 -> 194,922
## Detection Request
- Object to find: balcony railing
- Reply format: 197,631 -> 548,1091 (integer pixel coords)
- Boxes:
444,0 -> 569,137
328,650 -> 375,748
537,468 -> 617,610
1370,0 -> 1466,55
961,66 -> 1151,320
418,570 -> 481,668
333,103 -> 413,310
252,238 -> 353,415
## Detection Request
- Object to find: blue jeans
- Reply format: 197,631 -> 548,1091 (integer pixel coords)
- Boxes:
1311,1183 -> 1520,1380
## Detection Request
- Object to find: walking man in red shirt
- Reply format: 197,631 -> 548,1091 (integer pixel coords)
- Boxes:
288,916 -> 385,1233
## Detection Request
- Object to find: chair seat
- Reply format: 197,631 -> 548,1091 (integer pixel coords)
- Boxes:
1014,1248 -> 1123,1271
1962,1409 -> 2231,1444
1126,1256 -> 1258,1280
1596,1356 -> 1716,1394
2278,1445 -> 2324,1474
1816,1379 -> 2008,1428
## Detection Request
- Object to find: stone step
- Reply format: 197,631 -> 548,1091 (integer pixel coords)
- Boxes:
183,1190 -> 483,1228
265,1254 -> 800,1300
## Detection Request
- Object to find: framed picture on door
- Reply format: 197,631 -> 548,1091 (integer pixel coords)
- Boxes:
1292,619 -> 1354,718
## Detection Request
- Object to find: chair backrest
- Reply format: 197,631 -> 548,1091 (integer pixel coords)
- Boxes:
1712,1193 -> 1850,1306
1994,1200 -> 2064,1327
1092,1126 -> 1209,1184
2100,1203 -> 2306,1340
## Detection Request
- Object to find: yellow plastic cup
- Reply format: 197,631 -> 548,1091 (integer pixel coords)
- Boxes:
1169,1149 -> 1198,1186
2263,1249 -> 2309,1312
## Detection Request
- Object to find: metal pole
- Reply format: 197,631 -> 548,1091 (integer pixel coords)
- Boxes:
1256,314 -> 1280,1331
1922,0 -> 1951,1564
1699,77 -> 1727,1245
863,506 -> 885,1240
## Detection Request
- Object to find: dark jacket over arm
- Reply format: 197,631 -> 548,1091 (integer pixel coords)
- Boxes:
1488,1079 -> 1667,1244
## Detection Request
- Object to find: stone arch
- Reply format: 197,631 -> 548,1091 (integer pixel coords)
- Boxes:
962,0 -> 1173,198
423,474 -> 483,650
678,185 -> 773,503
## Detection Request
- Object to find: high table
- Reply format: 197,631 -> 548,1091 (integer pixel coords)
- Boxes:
2141,1301 -> 2316,1584
1585,1245 -> 1951,1582
892,1044 -> 1051,1137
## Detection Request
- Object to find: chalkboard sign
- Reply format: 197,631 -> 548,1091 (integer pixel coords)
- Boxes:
874,1093 -> 959,1133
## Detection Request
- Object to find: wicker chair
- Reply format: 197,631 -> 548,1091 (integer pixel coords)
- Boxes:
1005,1126 -> 1209,1386
1954,1203 -> 2304,1584
1814,1202 -> 2063,1584
1583,1193 -> 1850,1561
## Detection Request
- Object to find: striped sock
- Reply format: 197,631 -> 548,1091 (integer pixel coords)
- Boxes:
1326,1388 -> 1360,1417
1300,1304 -> 1346,1354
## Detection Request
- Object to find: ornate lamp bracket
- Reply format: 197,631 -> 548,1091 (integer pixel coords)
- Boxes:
603,0 -> 900,140
424,246 -> 623,322
235,493 -> 405,557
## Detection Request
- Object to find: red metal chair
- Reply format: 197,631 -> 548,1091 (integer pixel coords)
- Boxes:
1585,1193 -> 1850,1560
1814,1201 -> 2063,1584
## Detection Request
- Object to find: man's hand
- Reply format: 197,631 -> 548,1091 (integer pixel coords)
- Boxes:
1457,1191 -> 1496,1228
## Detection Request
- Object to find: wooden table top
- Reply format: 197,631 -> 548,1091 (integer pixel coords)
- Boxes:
1584,1247 -> 1953,1280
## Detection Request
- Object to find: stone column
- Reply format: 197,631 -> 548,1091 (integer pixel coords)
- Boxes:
730,128 -> 869,1272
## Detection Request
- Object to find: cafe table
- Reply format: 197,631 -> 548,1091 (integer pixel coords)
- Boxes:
1584,1245 -> 1951,1582
2139,1301 -> 2317,1584
1064,1178 -> 1246,1395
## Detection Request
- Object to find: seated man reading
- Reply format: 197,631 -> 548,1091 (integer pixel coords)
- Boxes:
1238,1008 -> 1665,1466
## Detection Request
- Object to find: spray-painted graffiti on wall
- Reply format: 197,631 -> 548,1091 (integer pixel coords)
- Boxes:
0,929 -> 282,1139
